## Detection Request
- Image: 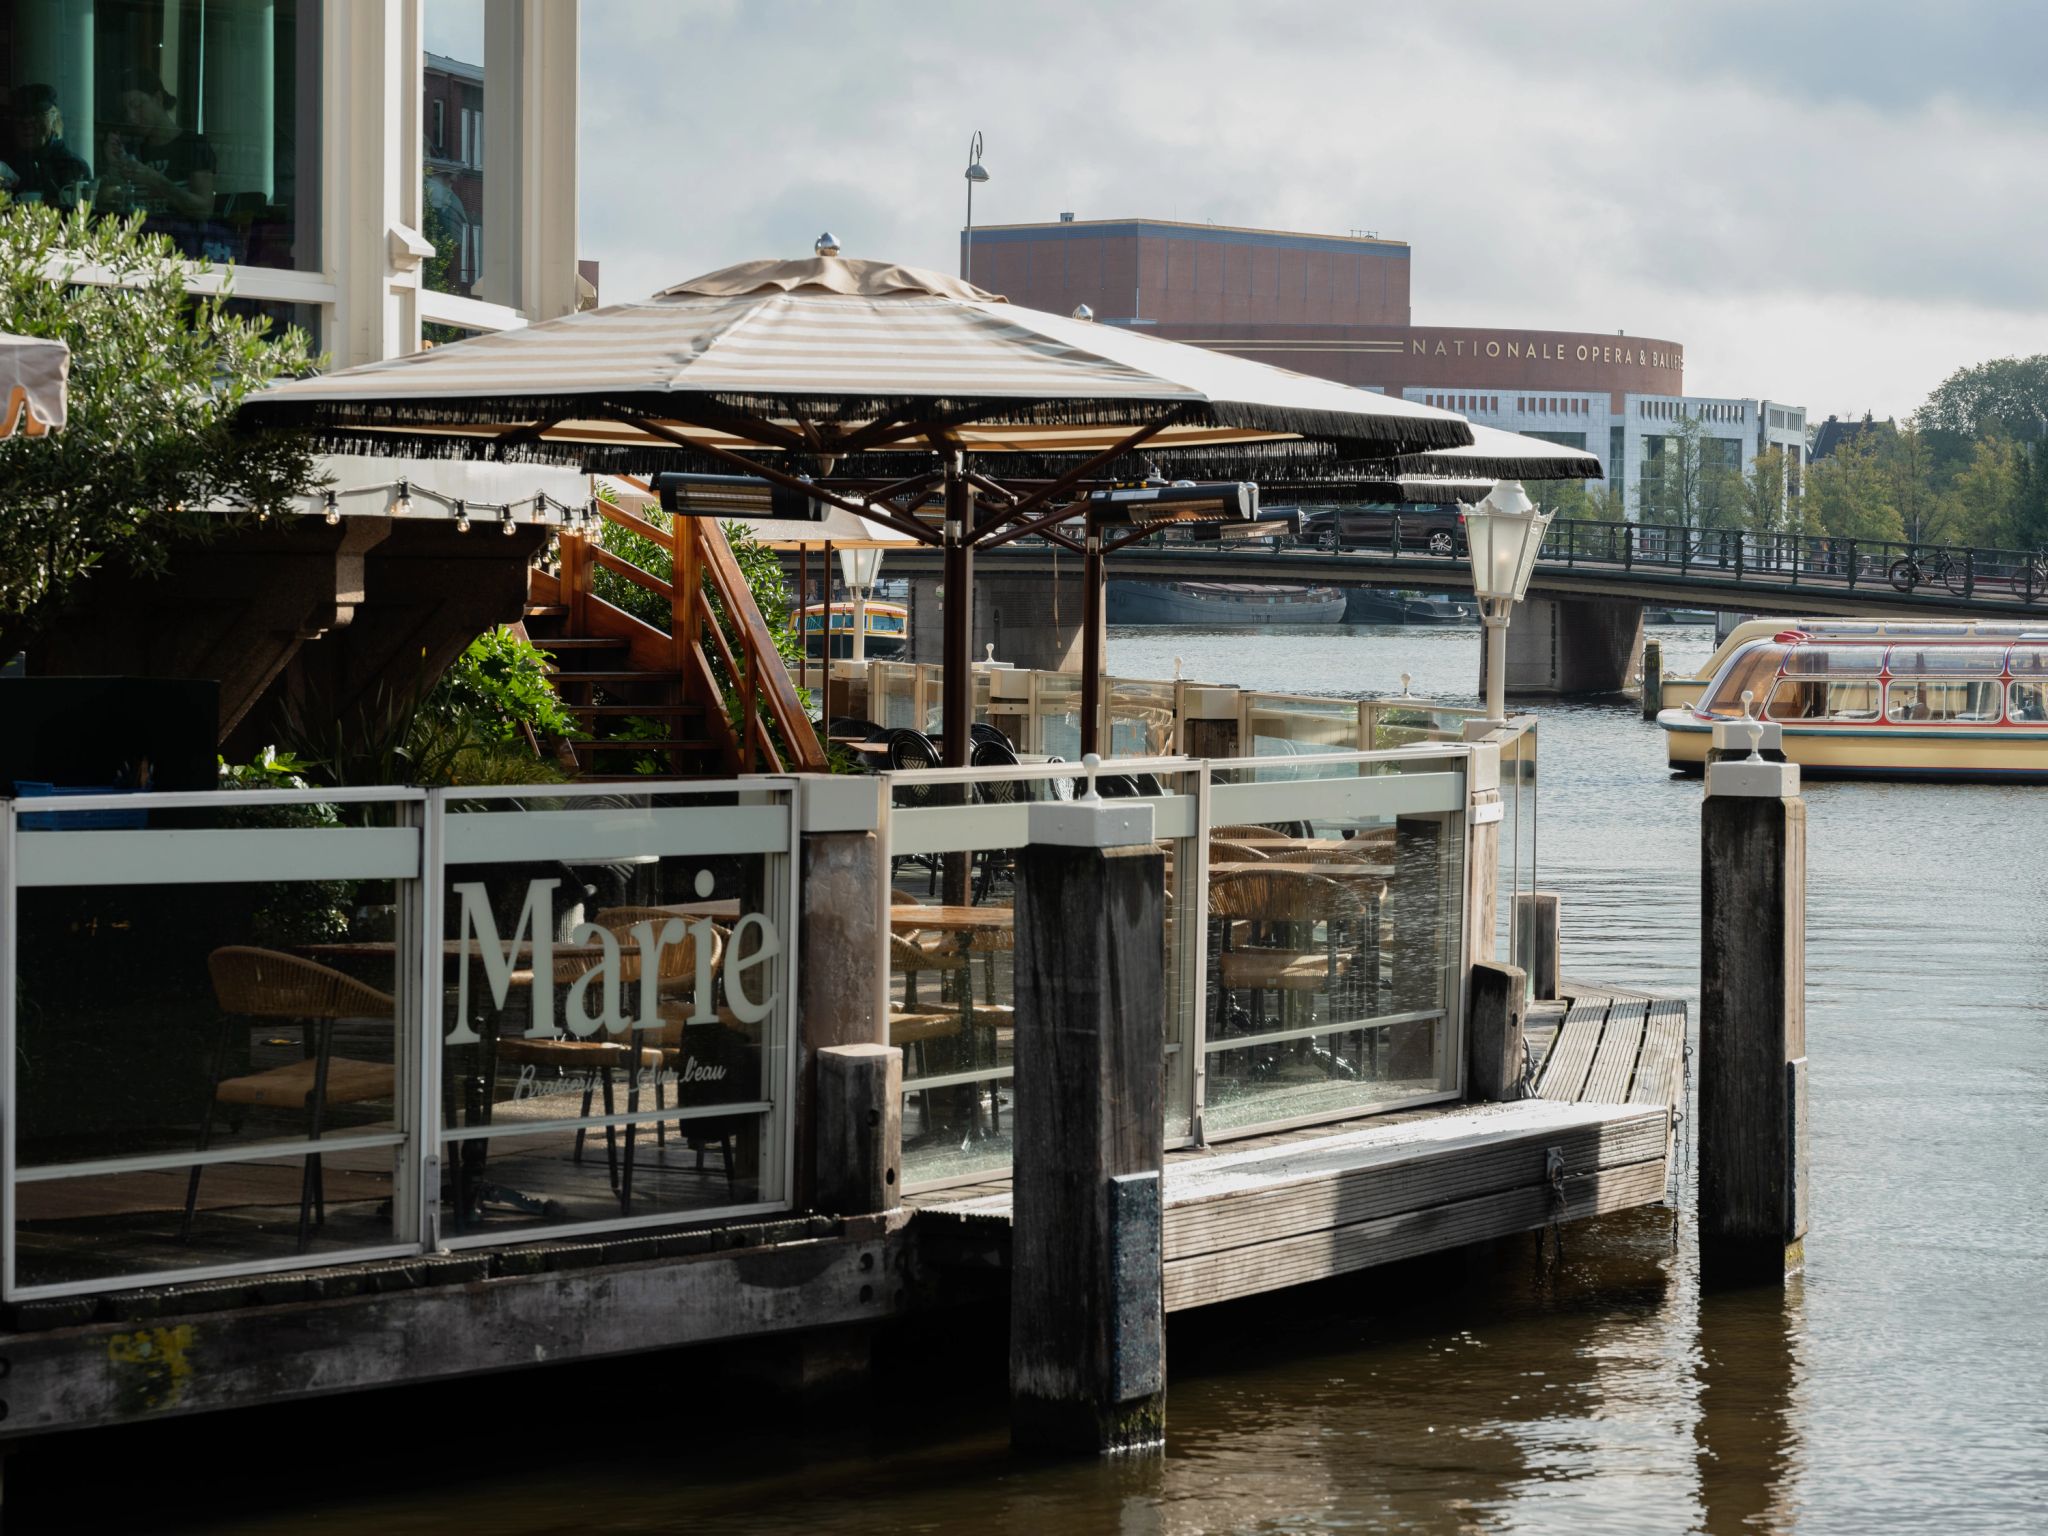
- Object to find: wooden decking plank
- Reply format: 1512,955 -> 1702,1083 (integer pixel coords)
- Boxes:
1536,995 -> 1609,1101
1162,1158 -> 1669,1310
1582,999 -> 1648,1103
1629,999 -> 1688,1108
1162,1114 -> 1668,1262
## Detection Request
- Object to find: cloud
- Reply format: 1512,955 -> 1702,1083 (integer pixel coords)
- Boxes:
575,0 -> 2048,417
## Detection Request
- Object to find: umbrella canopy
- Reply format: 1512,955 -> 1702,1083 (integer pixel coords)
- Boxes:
1391,423 -> 1603,481
240,255 -> 1472,467
0,330 -> 68,438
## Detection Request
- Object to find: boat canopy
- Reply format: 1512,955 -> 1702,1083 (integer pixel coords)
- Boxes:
1698,635 -> 2048,723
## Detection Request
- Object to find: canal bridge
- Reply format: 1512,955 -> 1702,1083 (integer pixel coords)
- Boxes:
876,520 -> 2048,695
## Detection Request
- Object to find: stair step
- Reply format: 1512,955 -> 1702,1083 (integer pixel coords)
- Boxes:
524,604 -> 570,618
570,703 -> 704,717
545,670 -> 669,684
541,636 -> 629,651
578,738 -> 710,752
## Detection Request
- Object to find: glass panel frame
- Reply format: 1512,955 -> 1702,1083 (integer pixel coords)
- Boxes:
2,787 -> 426,1299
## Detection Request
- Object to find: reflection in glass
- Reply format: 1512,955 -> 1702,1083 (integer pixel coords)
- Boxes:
6,0 -> 321,270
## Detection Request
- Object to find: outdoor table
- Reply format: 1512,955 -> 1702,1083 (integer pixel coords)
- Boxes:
889,904 -> 1015,934
1207,862 -> 1393,881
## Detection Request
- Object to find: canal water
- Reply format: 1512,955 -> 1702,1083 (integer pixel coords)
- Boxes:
63,625 -> 2048,1535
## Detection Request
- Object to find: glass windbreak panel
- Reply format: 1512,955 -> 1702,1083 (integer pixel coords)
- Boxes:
1497,724 -> 1536,968
422,0 -> 489,311
1205,753 -> 1465,1135
1781,646 -> 1883,676
9,792 -> 416,1290
437,788 -> 791,1238
1366,698 -> 1483,749
1106,677 -> 1177,758
1885,680 -> 2003,723
7,0 -> 321,271
1031,673 -> 1084,761
1884,645 -> 2009,676
887,763 -> 1195,1184
1701,643 -> 1787,718
2009,680 -> 2047,722
869,662 -> 921,729
1243,694 -> 1361,758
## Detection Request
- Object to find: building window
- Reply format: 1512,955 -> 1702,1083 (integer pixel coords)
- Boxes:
4,0 -> 322,274
424,0 -> 511,312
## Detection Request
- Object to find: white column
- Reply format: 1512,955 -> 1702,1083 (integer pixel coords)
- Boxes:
326,0 -> 424,365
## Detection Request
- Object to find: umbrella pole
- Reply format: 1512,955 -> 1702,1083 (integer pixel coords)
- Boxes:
1081,522 -> 1104,758
942,456 -> 974,769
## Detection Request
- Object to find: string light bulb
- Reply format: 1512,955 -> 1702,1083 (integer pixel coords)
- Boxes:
453,499 -> 470,534
500,504 -> 516,536
323,489 -> 340,525
394,479 -> 412,517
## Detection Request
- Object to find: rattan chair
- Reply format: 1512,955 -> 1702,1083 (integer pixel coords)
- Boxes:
187,948 -> 398,1251
1207,870 -> 1373,1039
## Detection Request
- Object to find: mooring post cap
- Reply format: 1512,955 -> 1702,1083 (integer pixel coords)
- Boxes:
1028,753 -> 1156,848
1711,718 -> 1783,754
1706,757 -> 1800,798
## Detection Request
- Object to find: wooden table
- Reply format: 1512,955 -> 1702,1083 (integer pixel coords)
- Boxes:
1208,862 -> 1393,881
890,904 -> 1015,933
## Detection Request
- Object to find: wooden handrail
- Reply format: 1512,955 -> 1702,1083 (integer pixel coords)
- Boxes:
694,521 -> 827,772
559,487 -> 827,776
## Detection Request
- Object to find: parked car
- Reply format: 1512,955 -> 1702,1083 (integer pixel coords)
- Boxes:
1298,502 -> 1466,556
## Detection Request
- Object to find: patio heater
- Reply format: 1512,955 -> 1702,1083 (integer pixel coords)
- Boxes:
1461,480 -> 1553,728
838,544 -> 885,663
963,132 -> 989,283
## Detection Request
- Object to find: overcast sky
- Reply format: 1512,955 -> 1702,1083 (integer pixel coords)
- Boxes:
574,0 -> 2048,420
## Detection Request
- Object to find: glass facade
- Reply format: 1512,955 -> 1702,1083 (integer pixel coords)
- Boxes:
0,0 -> 321,270
421,0 -> 486,307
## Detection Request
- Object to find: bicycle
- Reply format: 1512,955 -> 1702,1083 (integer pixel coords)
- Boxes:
1887,546 -> 1972,597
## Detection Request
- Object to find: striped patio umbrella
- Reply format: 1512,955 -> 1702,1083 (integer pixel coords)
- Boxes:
0,331 -> 68,438
242,253 -> 1475,763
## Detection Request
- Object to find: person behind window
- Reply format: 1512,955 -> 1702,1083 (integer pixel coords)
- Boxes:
0,84 -> 91,206
104,70 -> 215,222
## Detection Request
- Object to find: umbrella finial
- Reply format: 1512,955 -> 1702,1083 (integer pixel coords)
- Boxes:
814,231 -> 841,257
1071,303 -> 1094,322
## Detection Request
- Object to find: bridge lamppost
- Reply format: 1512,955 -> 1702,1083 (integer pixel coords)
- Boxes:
1462,480 -> 1554,728
963,132 -> 990,284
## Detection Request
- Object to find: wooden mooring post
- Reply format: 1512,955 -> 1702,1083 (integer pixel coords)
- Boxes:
1009,759 -> 1167,1454
1467,960 -> 1527,1102
1513,891 -> 1560,1001
1641,636 -> 1664,719
1700,720 -> 1807,1286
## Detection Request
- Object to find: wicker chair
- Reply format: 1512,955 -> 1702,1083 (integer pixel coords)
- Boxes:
187,948 -> 398,1251
1207,839 -> 1268,864
1207,870 -> 1374,1044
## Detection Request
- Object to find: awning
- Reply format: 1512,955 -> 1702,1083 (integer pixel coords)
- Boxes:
0,331 -> 68,438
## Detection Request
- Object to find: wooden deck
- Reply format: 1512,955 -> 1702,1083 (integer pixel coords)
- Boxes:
911,981 -> 1687,1311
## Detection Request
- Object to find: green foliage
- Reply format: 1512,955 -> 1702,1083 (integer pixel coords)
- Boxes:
1639,414 -> 1742,530
216,748 -> 353,946
1806,434 -> 1905,544
1917,355 -> 2048,439
429,628 -> 581,743
0,203 -> 320,650
217,743 -> 318,791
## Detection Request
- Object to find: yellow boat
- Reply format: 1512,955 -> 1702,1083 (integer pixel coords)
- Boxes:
1661,617 -> 2046,713
793,599 -> 909,659
1658,624 -> 2048,781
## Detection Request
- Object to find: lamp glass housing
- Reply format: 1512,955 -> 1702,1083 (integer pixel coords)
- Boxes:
838,546 -> 884,591
1461,481 -> 1552,604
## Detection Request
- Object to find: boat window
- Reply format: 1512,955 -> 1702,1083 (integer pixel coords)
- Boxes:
2009,681 -> 2048,722
1885,680 -> 2003,723
1764,678 -> 1827,720
1883,645 -> 2009,676
1781,646 -> 1883,677
1822,682 -> 1881,721
1701,642 -> 1787,718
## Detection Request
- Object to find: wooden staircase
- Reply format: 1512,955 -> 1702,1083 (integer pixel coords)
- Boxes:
523,487 -> 826,778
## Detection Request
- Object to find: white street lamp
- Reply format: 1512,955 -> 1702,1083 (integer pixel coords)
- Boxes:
837,544 -> 885,663
963,131 -> 989,283
1461,480 -> 1553,728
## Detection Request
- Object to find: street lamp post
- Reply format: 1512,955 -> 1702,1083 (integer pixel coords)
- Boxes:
963,131 -> 989,283
1461,480 -> 1554,728
838,544 -> 884,664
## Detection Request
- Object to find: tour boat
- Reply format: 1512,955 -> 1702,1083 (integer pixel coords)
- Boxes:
1661,617 -> 2045,712
1657,626 -> 2048,780
793,600 -> 909,659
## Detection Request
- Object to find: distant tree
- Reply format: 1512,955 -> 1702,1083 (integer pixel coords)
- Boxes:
1918,355 -> 2048,440
1642,413 -> 1743,530
1943,435 -> 2023,549
1882,423 -> 1944,544
1736,446 -> 1791,535
1806,433 -> 1904,544
0,204 -> 320,654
